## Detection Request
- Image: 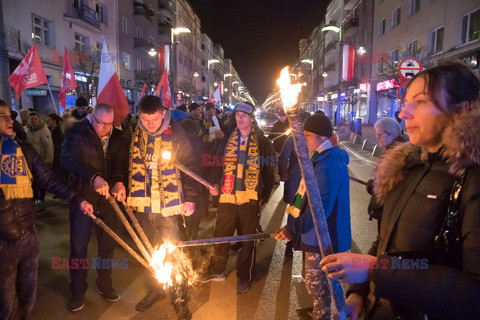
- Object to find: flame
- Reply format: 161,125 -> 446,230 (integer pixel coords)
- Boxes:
276,67 -> 303,111
285,128 -> 292,135
149,241 -> 198,288
161,151 -> 172,161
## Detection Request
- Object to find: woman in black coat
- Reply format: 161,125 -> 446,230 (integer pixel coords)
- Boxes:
321,62 -> 480,320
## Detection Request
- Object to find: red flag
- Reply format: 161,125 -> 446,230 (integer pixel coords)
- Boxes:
155,69 -> 173,109
207,87 -> 221,106
97,37 -> 129,126
141,83 -> 147,98
8,44 -> 48,99
59,48 -> 78,109
158,45 -> 170,74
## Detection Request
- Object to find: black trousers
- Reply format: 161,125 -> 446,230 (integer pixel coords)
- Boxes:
210,202 -> 260,282
69,194 -> 117,298
0,227 -> 39,320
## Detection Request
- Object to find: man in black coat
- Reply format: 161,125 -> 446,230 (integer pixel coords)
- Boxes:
199,102 -> 275,294
268,108 -> 289,154
0,100 -> 93,320
61,103 -> 124,312
111,96 -> 201,320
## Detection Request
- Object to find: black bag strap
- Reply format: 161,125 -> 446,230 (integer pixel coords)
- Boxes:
434,174 -> 466,252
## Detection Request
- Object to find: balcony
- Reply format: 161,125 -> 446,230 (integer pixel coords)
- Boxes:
64,1 -> 100,30
324,63 -> 336,73
158,0 -> 173,19
326,42 -> 337,52
134,2 -> 154,22
344,0 -> 355,11
3,25 -> 20,53
134,37 -> 153,50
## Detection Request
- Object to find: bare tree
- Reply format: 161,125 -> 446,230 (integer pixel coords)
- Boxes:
70,48 -> 101,100
134,68 -> 161,93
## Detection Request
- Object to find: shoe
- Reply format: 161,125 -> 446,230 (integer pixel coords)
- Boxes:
135,289 -> 167,311
236,279 -> 252,294
174,304 -> 192,320
68,296 -> 84,312
95,279 -> 120,302
296,307 -> 313,319
197,272 -> 227,283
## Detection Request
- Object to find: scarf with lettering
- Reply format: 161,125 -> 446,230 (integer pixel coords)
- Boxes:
219,127 -> 260,205
0,135 -> 33,200
127,125 -> 184,216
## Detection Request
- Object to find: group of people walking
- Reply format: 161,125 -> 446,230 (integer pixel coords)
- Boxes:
0,61 -> 479,320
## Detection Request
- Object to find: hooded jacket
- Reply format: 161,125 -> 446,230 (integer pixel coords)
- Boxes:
349,107 -> 480,320
285,140 -> 351,254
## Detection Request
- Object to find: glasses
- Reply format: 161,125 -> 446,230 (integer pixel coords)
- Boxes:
92,114 -> 113,127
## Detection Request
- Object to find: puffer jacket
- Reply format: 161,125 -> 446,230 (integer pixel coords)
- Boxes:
349,107 -> 480,320
25,122 -> 53,163
0,139 -> 82,240
61,118 -> 125,199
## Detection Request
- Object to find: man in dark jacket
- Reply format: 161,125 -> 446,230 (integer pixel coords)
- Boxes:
46,113 -> 63,176
111,96 -> 200,320
71,97 -> 89,121
276,114 -> 351,320
199,101 -> 275,294
61,103 -> 124,312
10,110 -> 27,141
0,100 -> 93,320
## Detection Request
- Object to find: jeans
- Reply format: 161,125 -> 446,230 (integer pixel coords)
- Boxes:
0,227 -> 39,320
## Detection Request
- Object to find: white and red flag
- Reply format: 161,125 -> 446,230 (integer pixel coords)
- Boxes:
97,36 -> 129,126
342,44 -> 355,81
141,83 -> 147,98
59,48 -> 78,110
207,87 -> 221,106
155,69 -> 173,109
8,44 -> 48,99
158,45 -> 170,74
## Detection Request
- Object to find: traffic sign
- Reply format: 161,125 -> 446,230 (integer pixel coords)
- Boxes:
398,57 -> 422,80
397,80 -> 410,99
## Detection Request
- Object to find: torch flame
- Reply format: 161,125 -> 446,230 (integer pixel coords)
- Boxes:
276,66 -> 303,111
161,151 -> 172,161
285,128 -> 292,135
150,242 -> 176,287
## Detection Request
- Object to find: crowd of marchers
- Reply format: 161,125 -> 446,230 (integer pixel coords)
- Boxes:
1,61 -> 480,320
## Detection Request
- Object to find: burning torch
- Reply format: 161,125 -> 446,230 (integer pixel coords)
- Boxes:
276,66 -> 347,320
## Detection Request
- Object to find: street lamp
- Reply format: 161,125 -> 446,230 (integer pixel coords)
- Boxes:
322,72 -> 328,78
357,46 -> 366,56
171,27 -> 191,94
224,73 -> 233,79
322,24 -> 342,125
148,48 -> 157,57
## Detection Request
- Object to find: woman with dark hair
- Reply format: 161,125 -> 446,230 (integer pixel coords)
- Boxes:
321,62 -> 480,320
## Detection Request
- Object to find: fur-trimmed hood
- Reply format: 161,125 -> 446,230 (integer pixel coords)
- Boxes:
374,106 -> 480,203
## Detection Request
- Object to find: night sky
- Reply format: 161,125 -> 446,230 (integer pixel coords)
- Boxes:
189,0 -> 328,104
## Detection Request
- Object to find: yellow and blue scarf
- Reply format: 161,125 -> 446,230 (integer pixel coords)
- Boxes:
127,126 -> 184,216
220,127 -> 260,205
0,136 -> 33,200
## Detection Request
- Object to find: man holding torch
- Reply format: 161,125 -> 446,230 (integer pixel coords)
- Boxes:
111,95 -> 200,320
276,114 -> 351,319
199,101 -> 276,294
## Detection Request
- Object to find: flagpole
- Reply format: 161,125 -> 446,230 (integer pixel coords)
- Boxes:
46,82 -> 58,113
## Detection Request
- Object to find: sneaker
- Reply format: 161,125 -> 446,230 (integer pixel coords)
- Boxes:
95,279 -> 120,302
236,279 -> 252,294
68,296 -> 84,312
197,272 -> 227,283
135,289 -> 167,311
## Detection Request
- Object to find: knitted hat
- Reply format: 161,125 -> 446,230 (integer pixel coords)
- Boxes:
234,102 -> 255,117
75,97 -> 88,107
303,114 -> 333,137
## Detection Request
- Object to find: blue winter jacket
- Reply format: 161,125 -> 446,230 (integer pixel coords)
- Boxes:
285,146 -> 351,254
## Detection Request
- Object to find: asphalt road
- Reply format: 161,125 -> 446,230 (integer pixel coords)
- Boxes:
30,142 -> 378,320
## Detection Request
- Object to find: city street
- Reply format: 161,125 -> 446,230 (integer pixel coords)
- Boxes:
30,139 -> 378,320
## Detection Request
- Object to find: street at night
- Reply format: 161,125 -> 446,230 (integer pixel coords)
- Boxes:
1,0 -> 480,320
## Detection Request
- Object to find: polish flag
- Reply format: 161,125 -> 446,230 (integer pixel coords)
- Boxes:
158,45 -> 170,74
155,69 -> 173,109
8,44 -> 48,99
141,83 -> 147,98
97,37 -> 129,126
342,44 -> 355,81
207,87 -> 221,106
59,48 -> 78,110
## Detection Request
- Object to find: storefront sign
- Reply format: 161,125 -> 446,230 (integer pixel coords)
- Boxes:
376,79 -> 397,91
26,89 -> 47,96
359,82 -> 370,92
